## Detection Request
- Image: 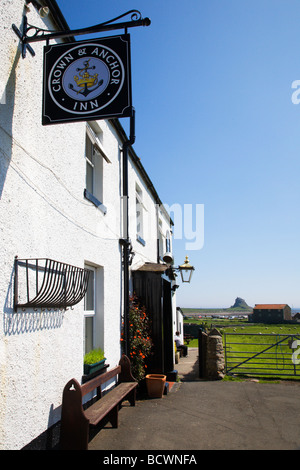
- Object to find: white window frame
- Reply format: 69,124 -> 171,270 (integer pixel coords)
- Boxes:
84,123 -> 110,214
136,183 -> 146,245
84,265 -> 96,354
158,218 -> 165,259
166,229 -> 171,252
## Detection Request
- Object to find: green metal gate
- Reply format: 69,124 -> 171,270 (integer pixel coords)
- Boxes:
224,333 -> 300,378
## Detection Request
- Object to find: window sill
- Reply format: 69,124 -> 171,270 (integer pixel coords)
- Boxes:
136,235 -> 146,246
84,189 -> 107,215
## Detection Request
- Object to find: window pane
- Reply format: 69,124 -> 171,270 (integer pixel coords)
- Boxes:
84,269 -> 94,311
85,316 -> 94,354
166,231 -> 171,252
85,135 -> 93,161
86,161 -> 93,194
85,134 -> 94,194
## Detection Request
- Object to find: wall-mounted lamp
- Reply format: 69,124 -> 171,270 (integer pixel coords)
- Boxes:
178,256 -> 195,283
163,254 -> 195,284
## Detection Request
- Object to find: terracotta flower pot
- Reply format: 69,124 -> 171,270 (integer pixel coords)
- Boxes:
145,374 -> 166,398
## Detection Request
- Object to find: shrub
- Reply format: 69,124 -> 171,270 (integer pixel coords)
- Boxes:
123,294 -> 153,382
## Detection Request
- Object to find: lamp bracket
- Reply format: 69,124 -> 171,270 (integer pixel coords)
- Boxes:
12,10 -> 151,58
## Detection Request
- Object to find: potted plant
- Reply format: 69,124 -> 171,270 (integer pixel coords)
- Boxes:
84,347 -> 106,375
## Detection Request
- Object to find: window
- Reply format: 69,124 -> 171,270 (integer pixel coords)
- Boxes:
166,230 -> 171,253
84,264 -> 104,356
158,218 -> 164,260
84,266 -> 95,354
85,134 -> 95,195
84,123 -> 110,214
136,183 -> 145,245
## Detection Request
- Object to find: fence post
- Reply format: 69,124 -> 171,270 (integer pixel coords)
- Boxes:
198,329 -> 202,377
198,329 -> 207,378
224,333 -> 227,374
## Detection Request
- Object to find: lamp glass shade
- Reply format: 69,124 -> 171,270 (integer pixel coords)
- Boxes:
179,256 -> 194,283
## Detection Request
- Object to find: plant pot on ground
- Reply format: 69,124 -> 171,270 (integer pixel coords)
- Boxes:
145,374 -> 166,398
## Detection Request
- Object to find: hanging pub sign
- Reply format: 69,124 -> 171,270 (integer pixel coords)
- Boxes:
42,34 -> 132,125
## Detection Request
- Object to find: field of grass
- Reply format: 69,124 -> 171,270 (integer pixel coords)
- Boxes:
184,318 -> 300,379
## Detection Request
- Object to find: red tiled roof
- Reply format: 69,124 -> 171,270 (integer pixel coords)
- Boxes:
253,304 -> 288,310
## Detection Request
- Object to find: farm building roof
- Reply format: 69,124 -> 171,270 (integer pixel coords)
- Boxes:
253,304 -> 289,310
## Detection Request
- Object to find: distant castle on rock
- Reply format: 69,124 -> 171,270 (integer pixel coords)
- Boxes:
230,297 -> 251,310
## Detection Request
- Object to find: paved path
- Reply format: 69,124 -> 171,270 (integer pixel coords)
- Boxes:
89,348 -> 300,450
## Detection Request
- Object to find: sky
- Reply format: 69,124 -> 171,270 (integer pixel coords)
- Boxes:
57,0 -> 300,309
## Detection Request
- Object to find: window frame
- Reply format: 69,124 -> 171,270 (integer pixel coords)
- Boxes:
136,183 -> 146,246
84,124 -> 110,214
84,265 -> 96,354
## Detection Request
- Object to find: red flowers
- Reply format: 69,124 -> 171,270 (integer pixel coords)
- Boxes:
126,294 -> 153,382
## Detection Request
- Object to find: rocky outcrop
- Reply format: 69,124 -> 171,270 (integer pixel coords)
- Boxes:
230,297 -> 251,310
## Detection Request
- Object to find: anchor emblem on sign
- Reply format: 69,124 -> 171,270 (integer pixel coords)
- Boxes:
69,59 -> 103,97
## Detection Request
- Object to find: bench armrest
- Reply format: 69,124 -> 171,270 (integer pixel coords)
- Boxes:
118,354 -> 137,383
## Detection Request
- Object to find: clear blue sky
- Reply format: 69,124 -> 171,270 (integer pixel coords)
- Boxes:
57,0 -> 300,309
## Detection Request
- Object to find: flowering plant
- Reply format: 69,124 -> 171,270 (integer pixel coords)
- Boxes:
124,294 -> 153,382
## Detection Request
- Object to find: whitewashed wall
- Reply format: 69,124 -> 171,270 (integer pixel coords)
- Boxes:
128,156 -> 173,270
0,0 -> 175,450
0,1 -> 123,449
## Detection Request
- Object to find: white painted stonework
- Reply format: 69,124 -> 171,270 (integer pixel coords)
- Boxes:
0,0 -> 175,450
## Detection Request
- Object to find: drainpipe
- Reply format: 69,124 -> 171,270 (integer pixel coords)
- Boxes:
120,108 -> 135,357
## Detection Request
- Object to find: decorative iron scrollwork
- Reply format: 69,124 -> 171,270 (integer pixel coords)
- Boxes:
94,10 -> 144,26
14,257 -> 90,311
12,10 -> 151,58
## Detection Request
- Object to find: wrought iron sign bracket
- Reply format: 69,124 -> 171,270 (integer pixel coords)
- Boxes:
12,10 -> 151,58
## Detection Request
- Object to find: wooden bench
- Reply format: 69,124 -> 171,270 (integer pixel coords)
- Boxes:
60,354 -> 137,450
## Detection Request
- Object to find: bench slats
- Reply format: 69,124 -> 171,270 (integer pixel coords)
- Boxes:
84,382 -> 137,426
81,366 -> 121,396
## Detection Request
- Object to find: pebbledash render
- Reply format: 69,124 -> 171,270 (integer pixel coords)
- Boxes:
0,0 -> 176,449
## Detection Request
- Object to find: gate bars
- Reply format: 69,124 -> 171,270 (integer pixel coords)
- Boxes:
224,332 -> 300,378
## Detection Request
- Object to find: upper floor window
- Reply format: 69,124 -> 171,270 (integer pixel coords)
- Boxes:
158,218 -> 164,259
85,132 -> 97,196
136,183 -> 145,245
84,123 -> 110,214
166,230 -> 171,253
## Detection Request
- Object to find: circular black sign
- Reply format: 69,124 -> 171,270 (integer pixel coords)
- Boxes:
43,36 -> 132,125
